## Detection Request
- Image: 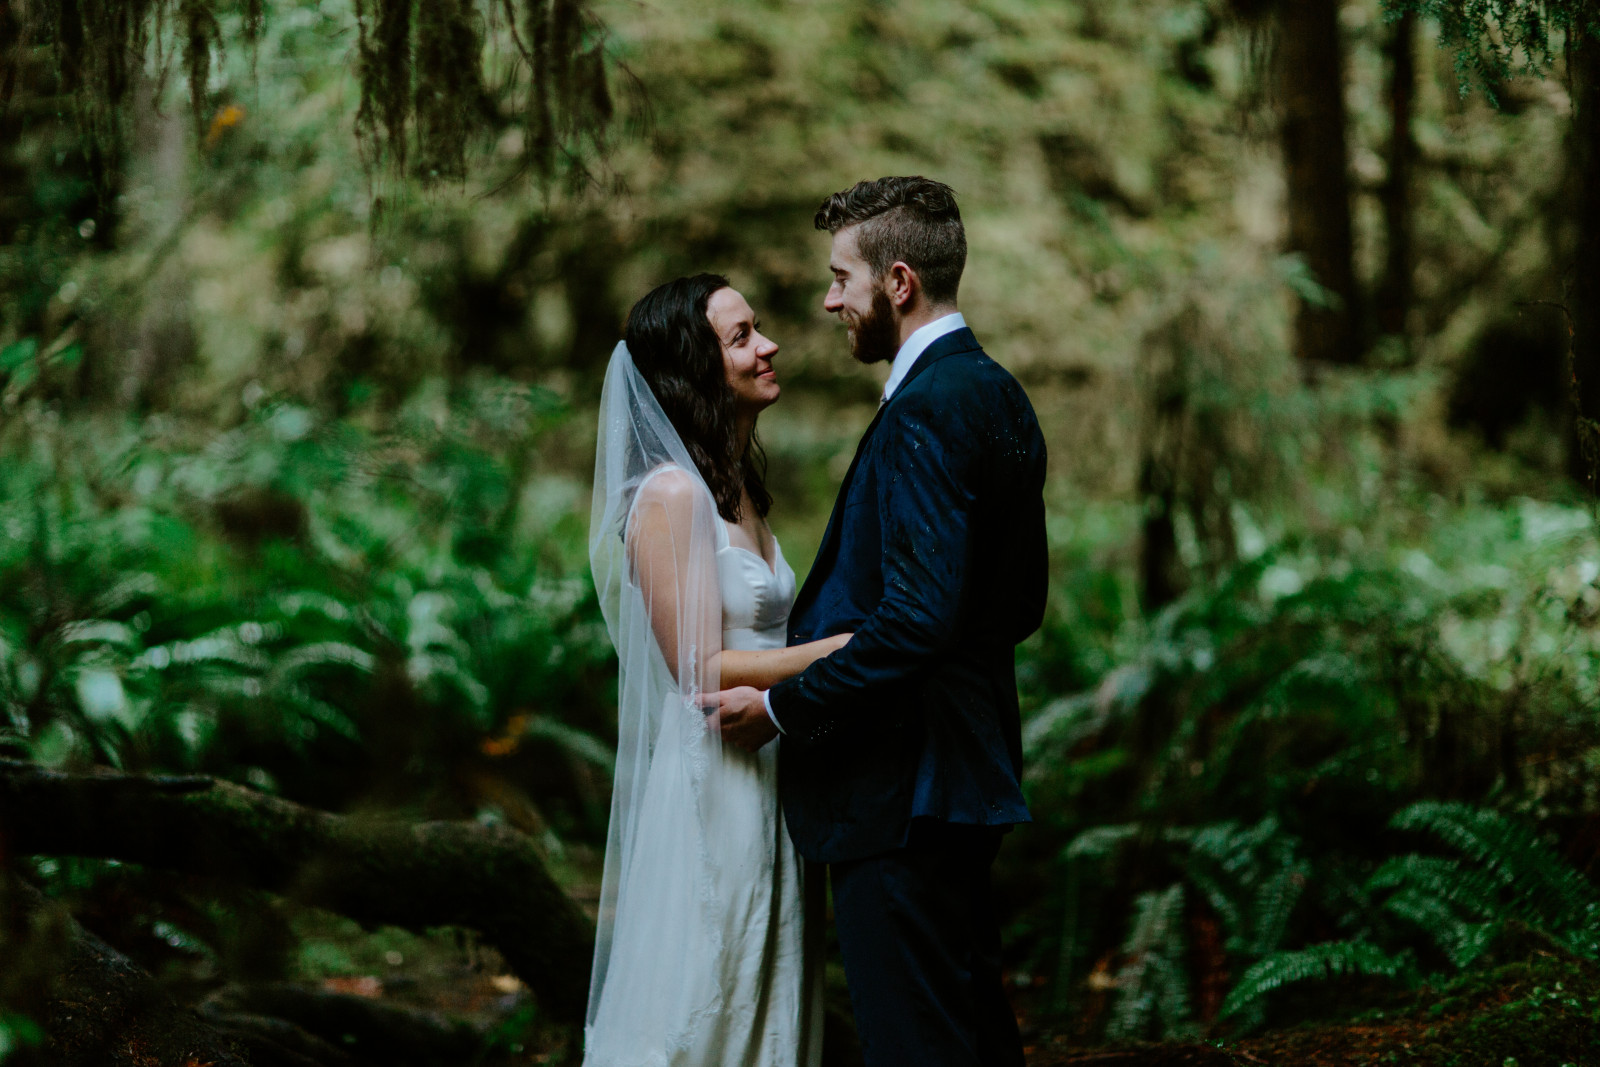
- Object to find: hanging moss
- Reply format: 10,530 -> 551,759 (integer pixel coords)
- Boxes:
241,0 -> 263,43
413,0 -> 488,182
12,0 -> 611,194
179,0 -> 222,142
353,0 -> 416,173
526,0 -> 556,175
44,0 -> 161,174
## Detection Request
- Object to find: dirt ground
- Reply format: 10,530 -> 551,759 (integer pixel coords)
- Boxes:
1020,952 -> 1599,1067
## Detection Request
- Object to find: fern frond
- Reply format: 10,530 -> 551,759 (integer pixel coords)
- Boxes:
1220,940 -> 1407,1020
1368,854 -> 1503,921
1190,817 -> 1279,875
1390,802 -> 1599,938
1109,884 -> 1195,1041
273,642 -> 377,678
1186,865 -> 1243,941
1065,823 -> 1140,861
1382,886 -> 1500,968
1248,857 -> 1309,957
522,715 -> 614,769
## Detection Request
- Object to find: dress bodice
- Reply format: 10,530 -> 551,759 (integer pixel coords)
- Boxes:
716,520 -> 796,651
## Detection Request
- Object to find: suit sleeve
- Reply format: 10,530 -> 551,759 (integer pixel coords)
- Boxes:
767,381 -> 977,747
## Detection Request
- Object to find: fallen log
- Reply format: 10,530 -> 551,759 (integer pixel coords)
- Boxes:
201,983 -> 486,1067
0,759 -> 594,1024
196,1008 -> 356,1067
2,876 -> 254,1067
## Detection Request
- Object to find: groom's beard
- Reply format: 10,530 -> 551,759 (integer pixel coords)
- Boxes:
847,287 -> 899,366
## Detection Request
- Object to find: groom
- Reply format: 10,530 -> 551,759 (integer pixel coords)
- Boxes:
715,176 -> 1047,1066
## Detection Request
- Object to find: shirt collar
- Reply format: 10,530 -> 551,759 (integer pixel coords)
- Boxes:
881,312 -> 966,404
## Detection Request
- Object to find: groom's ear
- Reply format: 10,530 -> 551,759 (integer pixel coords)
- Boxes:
885,261 -> 919,309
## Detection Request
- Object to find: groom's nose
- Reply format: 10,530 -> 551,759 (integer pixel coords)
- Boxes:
823,281 -> 844,313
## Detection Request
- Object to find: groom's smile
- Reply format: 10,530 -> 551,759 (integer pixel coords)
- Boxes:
826,225 -> 900,366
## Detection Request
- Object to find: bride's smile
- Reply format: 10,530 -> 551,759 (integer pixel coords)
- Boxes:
709,286 -> 782,410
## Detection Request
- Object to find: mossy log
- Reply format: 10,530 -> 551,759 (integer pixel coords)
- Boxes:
2,876 -> 255,1067
0,759 -> 594,1024
201,983 -> 486,1066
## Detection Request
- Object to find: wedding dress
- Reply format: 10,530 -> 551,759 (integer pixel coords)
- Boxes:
585,343 -> 823,1067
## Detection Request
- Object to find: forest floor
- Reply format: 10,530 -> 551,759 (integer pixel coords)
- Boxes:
1021,952 -> 1600,1067
273,926 -> 1597,1067
46,895 -> 1597,1066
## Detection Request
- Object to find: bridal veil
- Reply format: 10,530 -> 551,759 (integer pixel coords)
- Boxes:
586,341 -> 727,1051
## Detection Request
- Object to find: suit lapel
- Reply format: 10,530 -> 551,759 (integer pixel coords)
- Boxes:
790,327 -> 984,625
791,402 -> 888,622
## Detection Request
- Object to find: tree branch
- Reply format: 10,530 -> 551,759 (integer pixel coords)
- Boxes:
0,760 -> 594,1024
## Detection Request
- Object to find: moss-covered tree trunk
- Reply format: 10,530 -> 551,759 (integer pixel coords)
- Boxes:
1377,10 -> 1417,342
0,760 -> 595,1024
1276,0 -> 1361,367
1570,32 -> 1600,492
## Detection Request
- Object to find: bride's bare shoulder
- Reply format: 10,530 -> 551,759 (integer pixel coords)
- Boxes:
626,466 -> 710,549
634,463 -> 698,508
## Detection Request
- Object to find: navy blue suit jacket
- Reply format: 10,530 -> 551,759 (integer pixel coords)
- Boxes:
770,327 -> 1048,864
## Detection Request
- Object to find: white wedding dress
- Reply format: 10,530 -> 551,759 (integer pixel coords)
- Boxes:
582,472 -> 824,1067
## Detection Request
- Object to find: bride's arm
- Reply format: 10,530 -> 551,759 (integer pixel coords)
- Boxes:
628,468 -> 850,691
626,470 -> 721,687
714,634 -> 852,691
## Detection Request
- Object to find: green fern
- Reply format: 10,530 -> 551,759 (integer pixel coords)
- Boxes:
1381,886 -> 1499,968
1064,823 -> 1140,861
1219,941 -> 1410,1020
1378,802 -> 1600,961
1107,884 -> 1198,1041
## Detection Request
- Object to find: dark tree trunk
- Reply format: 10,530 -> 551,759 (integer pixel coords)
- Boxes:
1376,10 -> 1417,340
0,760 -> 595,1024
1570,32 -> 1600,492
560,213 -> 624,375
1137,317 -> 1193,615
1138,465 -> 1184,614
1276,0 -> 1360,367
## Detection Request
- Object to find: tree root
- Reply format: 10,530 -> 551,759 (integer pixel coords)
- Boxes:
0,759 -> 594,1023
201,984 -> 486,1067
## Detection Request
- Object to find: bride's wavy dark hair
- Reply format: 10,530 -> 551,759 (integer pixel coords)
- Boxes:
625,274 -> 772,523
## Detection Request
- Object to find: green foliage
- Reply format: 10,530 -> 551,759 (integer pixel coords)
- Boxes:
1376,802 -> 1600,963
1210,802 -> 1600,1025
0,1012 -> 45,1064
0,381 -> 616,830
1107,883 -> 1200,1041
1221,940 -> 1412,1020
8,0 -> 613,190
1027,481 -> 1600,1039
1404,955 -> 1600,1066
1385,0 -> 1600,101
2,0 -> 1597,1052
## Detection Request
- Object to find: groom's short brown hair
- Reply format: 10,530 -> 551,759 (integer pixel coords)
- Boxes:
814,176 -> 966,305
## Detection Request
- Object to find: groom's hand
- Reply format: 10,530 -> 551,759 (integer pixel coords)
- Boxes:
711,687 -> 779,752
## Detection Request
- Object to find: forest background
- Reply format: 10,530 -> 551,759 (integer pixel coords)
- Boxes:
3,0 -> 1600,1063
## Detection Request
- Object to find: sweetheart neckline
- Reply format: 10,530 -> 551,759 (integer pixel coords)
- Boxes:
719,542 -> 782,578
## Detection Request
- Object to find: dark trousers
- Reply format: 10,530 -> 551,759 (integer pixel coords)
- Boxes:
829,821 -> 1025,1067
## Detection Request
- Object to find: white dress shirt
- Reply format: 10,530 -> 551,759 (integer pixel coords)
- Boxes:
763,311 -> 968,733
880,311 -> 967,404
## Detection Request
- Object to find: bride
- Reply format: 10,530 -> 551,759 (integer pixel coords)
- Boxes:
585,274 -> 843,1066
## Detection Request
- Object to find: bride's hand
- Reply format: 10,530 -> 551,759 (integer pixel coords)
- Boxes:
826,632 -> 854,654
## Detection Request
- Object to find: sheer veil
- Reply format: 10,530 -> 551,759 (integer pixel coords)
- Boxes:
586,341 -> 726,1042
